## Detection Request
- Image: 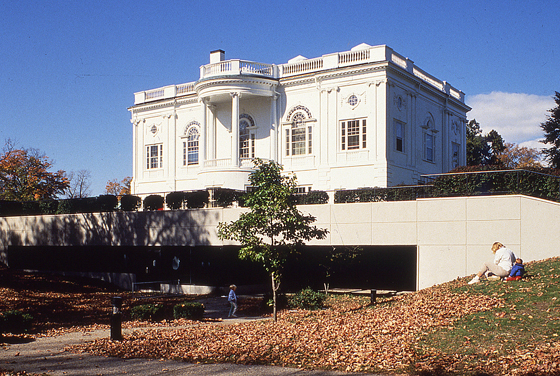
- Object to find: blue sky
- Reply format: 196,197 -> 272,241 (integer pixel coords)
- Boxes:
1,0 -> 559,195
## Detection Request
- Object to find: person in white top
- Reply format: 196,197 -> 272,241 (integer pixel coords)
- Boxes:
468,242 -> 516,284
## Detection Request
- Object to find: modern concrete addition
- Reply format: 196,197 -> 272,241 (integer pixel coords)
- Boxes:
2,195 -> 559,290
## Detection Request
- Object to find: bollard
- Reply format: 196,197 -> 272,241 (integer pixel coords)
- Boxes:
110,296 -> 123,341
370,289 -> 377,304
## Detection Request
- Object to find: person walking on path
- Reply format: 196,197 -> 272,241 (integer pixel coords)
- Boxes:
469,242 -> 516,284
228,284 -> 238,317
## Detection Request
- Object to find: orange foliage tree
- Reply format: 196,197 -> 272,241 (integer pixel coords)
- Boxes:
0,146 -> 69,201
497,142 -> 544,168
105,176 -> 132,198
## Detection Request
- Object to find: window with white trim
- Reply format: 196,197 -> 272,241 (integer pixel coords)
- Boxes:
183,126 -> 199,166
239,118 -> 256,159
341,119 -> 366,150
425,133 -> 434,162
452,142 -> 460,168
422,116 -> 437,163
285,112 -> 312,156
294,186 -> 311,195
146,144 -> 163,169
395,120 -> 404,152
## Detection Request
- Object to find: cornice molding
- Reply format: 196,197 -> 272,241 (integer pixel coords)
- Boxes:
194,76 -> 277,93
281,65 -> 387,88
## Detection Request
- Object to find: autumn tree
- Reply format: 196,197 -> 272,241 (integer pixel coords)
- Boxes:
217,159 -> 328,322
540,91 -> 560,168
497,143 -> 543,169
105,177 -> 132,198
0,142 -> 69,201
466,119 -> 506,166
65,169 -> 92,198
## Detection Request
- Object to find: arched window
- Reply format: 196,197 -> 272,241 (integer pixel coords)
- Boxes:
239,119 -> 255,159
285,106 -> 312,156
183,126 -> 199,166
422,114 -> 437,163
239,114 -> 256,160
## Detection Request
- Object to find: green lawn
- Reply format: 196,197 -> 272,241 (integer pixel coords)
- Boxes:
416,257 -> 560,374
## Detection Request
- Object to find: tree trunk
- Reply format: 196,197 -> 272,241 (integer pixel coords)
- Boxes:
271,272 -> 280,322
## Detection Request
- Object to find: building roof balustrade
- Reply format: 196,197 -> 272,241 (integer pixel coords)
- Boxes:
133,44 -> 465,106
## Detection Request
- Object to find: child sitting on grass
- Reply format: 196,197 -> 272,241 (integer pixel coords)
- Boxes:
505,258 -> 525,282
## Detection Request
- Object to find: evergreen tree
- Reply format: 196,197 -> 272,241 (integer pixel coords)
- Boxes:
540,92 -> 560,168
466,120 -> 506,166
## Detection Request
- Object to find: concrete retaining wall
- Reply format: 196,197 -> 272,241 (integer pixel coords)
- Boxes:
2,195 -> 559,290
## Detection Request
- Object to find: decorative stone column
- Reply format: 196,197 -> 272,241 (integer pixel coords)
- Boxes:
231,92 -> 240,166
270,93 -> 278,161
131,118 -> 140,194
208,104 -> 216,161
200,99 -> 207,167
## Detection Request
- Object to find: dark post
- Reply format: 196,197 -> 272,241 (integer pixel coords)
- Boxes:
370,289 -> 377,304
110,296 -> 123,341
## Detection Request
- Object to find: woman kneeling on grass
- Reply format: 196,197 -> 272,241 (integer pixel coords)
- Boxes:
468,242 -> 516,284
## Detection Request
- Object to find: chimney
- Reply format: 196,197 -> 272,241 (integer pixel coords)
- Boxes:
210,49 -> 225,64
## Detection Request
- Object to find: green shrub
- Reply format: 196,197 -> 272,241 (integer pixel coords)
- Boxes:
130,304 -> 165,321
0,200 -> 23,217
40,199 -> 59,215
143,195 -> 164,211
185,190 -> 209,208
212,188 -> 243,208
288,287 -> 326,310
0,310 -> 33,333
173,301 -> 204,320
166,191 -> 186,210
120,195 -> 141,211
21,201 -> 41,215
294,190 -> 329,205
334,190 -> 358,203
97,195 -> 118,212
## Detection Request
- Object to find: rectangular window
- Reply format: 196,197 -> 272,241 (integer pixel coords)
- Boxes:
452,142 -> 460,168
292,126 -> 306,155
308,126 -> 312,154
286,129 -> 290,156
341,122 -> 346,150
286,121 -> 312,156
425,134 -> 434,162
395,121 -> 404,152
187,138 -> 198,165
146,144 -> 163,169
341,119 -> 367,151
347,120 -> 360,149
362,120 -> 367,149
294,186 -> 310,195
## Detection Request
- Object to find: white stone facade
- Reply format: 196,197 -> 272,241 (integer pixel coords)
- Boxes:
129,43 -> 470,197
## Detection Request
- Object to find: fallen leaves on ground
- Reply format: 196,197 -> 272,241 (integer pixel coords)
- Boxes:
71,285 -> 503,374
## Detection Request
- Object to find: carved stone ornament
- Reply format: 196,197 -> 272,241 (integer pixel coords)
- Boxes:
342,93 -> 365,109
452,120 -> 459,135
394,94 -> 406,111
148,123 -> 160,136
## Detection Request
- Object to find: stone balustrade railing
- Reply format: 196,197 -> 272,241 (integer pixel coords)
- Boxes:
134,45 -> 465,105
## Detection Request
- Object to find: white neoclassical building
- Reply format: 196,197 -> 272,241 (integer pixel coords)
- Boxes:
129,43 -> 470,197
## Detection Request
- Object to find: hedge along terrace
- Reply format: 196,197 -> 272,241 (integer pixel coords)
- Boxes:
2,168 -> 559,216
0,187 -> 330,217
334,167 -> 560,203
